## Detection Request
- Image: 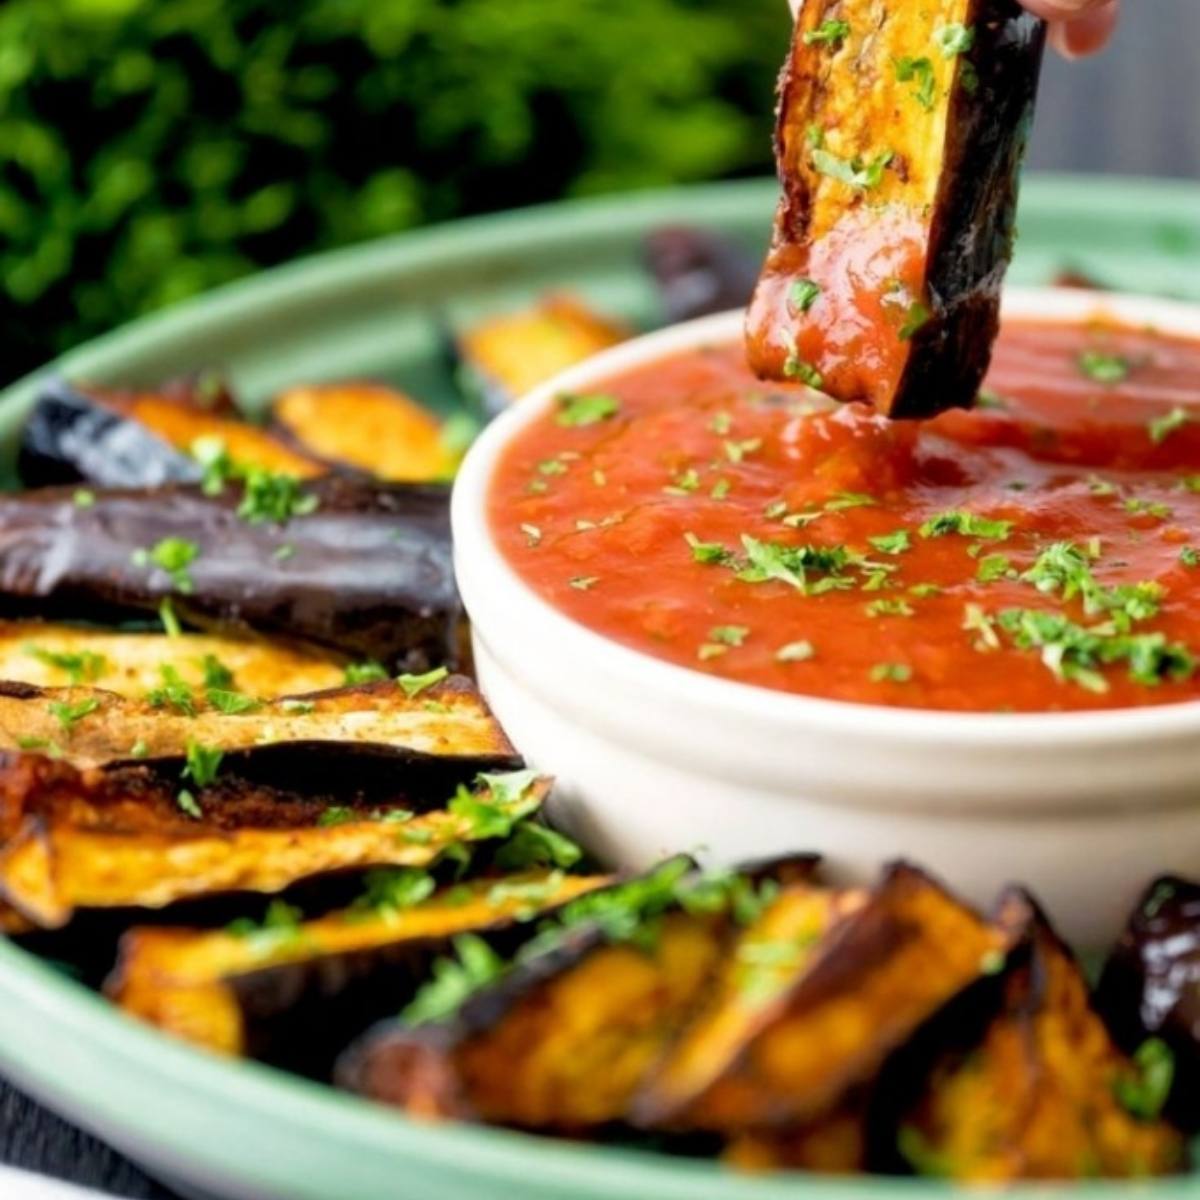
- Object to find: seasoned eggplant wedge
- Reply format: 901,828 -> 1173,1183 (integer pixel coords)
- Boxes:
645,863 -> 1007,1133
643,227 -> 760,325
1097,875 -> 1200,1132
0,677 -> 517,783
456,295 -> 628,414
746,0 -> 1047,417
271,383 -> 456,483
0,477 -> 459,671
0,754 -> 548,927
724,1105 -> 870,1174
888,890 -> 1186,1180
109,870 -> 611,1067
19,378 -> 321,488
0,622 -> 344,699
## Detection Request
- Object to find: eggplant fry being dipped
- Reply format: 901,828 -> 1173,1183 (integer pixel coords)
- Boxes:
271,383 -> 458,483
0,754 -> 549,928
747,0 -> 1047,417
0,621 -> 344,699
19,377 -> 321,489
108,869 -> 611,1071
0,476 -> 460,672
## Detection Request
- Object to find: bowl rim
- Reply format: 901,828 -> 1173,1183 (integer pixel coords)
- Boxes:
452,285 -> 1200,747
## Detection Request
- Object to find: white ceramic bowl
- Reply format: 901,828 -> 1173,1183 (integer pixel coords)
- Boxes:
452,287 -> 1200,948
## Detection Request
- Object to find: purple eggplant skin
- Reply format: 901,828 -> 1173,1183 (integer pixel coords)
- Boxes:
643,227 -> 760,325
0,477 -> 461,672
1096,876 -> 1200,1132
18,377 -> 203,489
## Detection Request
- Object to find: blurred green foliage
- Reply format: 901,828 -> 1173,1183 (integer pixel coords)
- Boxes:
0,0 -> 787,380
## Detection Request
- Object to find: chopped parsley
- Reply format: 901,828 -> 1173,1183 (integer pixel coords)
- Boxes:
24,645 -> 108,685
200,654 -> 234,690
976,554 -> 1013,583
898,301 -> 932,341
72,489 -> 96,508
555,393 -> 620,428
935,22 -> 975,56
870,662 -> 912,683
226,900 -> 304,947
1113,1038 -> 1175,1121
158,597 -> 182,638
684,532 -> 733,566
146,664 -> 196,715
739,536 -> 851,592
1078,350 -> 1131,385
723,438 -> 762,464
176,789 -> 203,820
343,660 -> 390,685
397,665 -> 449,698
783,356 -> 824,389
790,278 -> 822,313
825,492 -> 876,511
352,868 -> 436,918
811,147 -> 893,190
48,697 -> 100,731
237,468 -> 319,524
280,699 -> 314,715
206,689 -> 262,715
1148,406 -> 1190,445
183,740 -> 224,788
132,537 -> 200,592
401,934 -> 505,1025
894,55 -> 936,111
866,598 -> 914,618
1181,547 -> 1200,568
869,530 -> 911,556
1020,541 -> 1163,627
710,478 -> 731,501
919,511 -> 1012,541
494,822 -> 584,872
803,18 -> 850,45
709,625 -> 749,647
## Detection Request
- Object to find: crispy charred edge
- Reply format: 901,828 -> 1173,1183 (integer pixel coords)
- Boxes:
454,294 -> 628,415
869,887 -> 1187,1179
642,227 -> 759,325
269,382 -> 454,483
648,861 -> 1006,1134
18,377 -> 320,488
1097,874 -> 1200,1133
0,477 -> 460,672
0,677 -> 518,788
890,1 -> 1047,419
105,872 -> 612,1075
336,854 -> 814,1125
0,752 -> 550,928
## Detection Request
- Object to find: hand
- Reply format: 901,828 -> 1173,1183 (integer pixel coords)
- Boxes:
786,0 -> 1118,58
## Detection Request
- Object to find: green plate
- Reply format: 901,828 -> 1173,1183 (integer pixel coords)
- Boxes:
0,176 -> 1198,1200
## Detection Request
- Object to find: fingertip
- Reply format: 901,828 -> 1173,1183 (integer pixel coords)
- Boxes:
1049,1 -> 1119,58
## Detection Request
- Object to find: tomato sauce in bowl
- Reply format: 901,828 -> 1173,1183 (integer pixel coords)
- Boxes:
489,319 -> 1200,713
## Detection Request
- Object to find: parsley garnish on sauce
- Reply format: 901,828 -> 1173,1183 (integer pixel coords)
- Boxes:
790,279 -> 822,313
555,393 -> 620,428
870,662 -> 913,684
919,511 -> 1013,541
1148,406 -> 1190,445
1078,350 -> 1131,385
783,356 -> 824,389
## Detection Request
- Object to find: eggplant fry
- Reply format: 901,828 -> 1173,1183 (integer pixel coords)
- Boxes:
1096,875 -> 1200,1134
108,871 -> 611,1065
724,1104 -> 870,1174
19,377 -> 321,488
339,858 -> 817,1130
747,0 -> 1046,417
0,754 -> 549,927
271,383 -> 456,483
889,890 -> 1187,1180
0,476 -> 459,671
0,622 -> 344,699
0,677 -> 516,776
456,295 -> 628,414
649,863 -> 1008,1133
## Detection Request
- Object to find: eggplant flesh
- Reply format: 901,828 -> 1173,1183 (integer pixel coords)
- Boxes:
19,378 -> 321,489
107,872 -> 611,1071
0,477 -> 460,672
747,0 -> 1046,417
0,753 -> 548,927
1096,875 -> 1200,1133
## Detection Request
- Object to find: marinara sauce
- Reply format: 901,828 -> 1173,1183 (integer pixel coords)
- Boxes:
489,320 -> 1200,712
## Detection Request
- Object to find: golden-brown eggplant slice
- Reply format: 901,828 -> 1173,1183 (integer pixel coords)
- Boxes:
456,295 -> 628,414
19,378 -> 323,488
0,622 -> 344,699
338,856 -> 819,1129
747,0 -> 1046,417
724,1104 -> 869,1174
108,870 -> 611,1065
0,754 -> 549,928
342,912 -> 725,1129
890,890 -> 1186,1180
271,383 -> 457,483
647,862 -> 1008,1133
632,882 -> 868,1129
0,677 -> 516,777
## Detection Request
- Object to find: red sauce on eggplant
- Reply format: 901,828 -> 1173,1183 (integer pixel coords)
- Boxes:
489,319 -> 1200,713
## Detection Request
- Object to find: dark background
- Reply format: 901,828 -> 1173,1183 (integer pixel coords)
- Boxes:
1,0 -> 1197,388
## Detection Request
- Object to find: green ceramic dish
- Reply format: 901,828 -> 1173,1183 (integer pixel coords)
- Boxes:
0,176 -> 1198,1200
